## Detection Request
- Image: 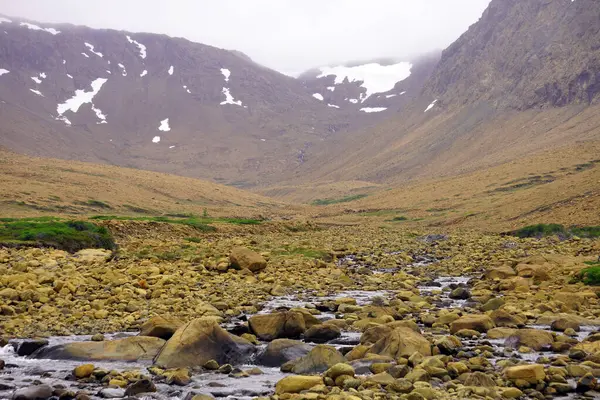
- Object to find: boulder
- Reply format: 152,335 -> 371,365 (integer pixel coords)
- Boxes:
16,339 -> 49,356
124,379 -> 157,396
275,376 -> 323,394
256,339 -> 312,367
450,315 -> 494,334
449,287 -> 470,300
368,327 -> 432,359
73,364 -> 95,379
229,247 -> 267,272
11,384 -> 53,400
551,318 -> 581,332
74,249 -> 112,263
139,315 -> 184,340
504,364 -> 546,384
248,310 -> 318,341
154,317 -> 254,368
486,265 -> 516,280
291,345 -> 346,374
490,310 -> 526,328
324,363 -> 355,380
435,335 -> 462,355
505,329 -> 553,351
463,371 -> 497,387
304,324 -> 341,343
36,336 -> 165,361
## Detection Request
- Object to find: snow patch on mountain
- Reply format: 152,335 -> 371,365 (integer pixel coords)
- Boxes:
0,69 -> 9,76
140,70 -> 147,77
20,22 -> 60,35
221,68 -> 231,82
327,87 -> 335,92
31,76 -> 41,84
126,35 -> 147,59
317,62 -> 412,102
0,17 -> 11,24
56,78 -> 108,123
168,66 -> 174,75
424,99 -> 438,112
29,89 -> 44,97
91,105 -> 107,124
220,88 -> 243,106
84,43 -> 104,58
312,93 -> 324,101
81,52 -> 89,58
327,104 -> 340,108
183,85 -> 191,94
118,63 -> 127,77
152,136 -> 161,143
159,118 -> 171,132
360,107 -> 387,113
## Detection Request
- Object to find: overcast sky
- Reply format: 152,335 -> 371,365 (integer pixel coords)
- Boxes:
0,0 -> 491,76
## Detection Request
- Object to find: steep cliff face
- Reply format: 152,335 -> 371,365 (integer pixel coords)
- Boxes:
424,0 -> 600,110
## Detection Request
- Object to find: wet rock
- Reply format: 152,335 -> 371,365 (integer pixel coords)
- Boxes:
435,335 -> 462,355
139,315 -> 184,340
576,373 -> 597,392
154,317 -> 254,368
0,359 -> 4,370
90,334 -> 104,342
290,345 -> 345,374
248,310 -> 318,341
185,395 -> 215,400
98,388 -> 125,398
368,327 -> 432,358
73,364 -> 94,379
551,318 -> 580,332
275,376 -> 323,394
449,287 -> 470,300
124,379 -> 157,396
36,337 -> 165,361
11,384 -> 53,400
163,368 -> 191,386
17,339 -> 49,356
303,324 -> 341,343
229,247 -> 266,272
256,339 -> 312,367
505,329 -> 554,351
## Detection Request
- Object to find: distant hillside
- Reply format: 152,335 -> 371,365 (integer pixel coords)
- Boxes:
0,148 -> 289,218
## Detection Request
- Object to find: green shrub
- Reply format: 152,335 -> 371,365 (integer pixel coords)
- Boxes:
579,265 -> 600,285
0,220 -> 115,252
312,194 -> 368,206
390,216 -> 408,222
512,224 -> 600,239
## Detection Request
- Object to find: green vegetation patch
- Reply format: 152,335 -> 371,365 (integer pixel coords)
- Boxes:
89,214 -> 262,231
575,261 -> 600,285
511,224 -> 600,239
0,219 -> 115,252
312,194 -> 368,206
491,175 -> 555,193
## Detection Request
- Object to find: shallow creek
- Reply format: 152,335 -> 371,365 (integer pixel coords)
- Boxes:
0,255 -> 597,399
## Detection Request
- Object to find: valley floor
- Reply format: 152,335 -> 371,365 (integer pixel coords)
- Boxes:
1,221 -> 600,399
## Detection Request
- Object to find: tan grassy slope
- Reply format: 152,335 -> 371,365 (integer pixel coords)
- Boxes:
0,148 -> 293,218
310,141 -> 600,232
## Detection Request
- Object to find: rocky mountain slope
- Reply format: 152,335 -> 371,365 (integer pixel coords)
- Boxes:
271,0 -> 600,197
424,0 -> 600,109
0,15 -> 423,188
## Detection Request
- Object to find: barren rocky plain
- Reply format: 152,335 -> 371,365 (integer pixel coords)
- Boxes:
1,209 -> 600,400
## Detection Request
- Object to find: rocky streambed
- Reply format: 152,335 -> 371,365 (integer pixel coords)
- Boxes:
1,226 -> 600,400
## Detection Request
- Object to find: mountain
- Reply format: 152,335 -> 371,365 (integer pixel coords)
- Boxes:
424,0 -> 600,110
0,15 -> 422,188
264,0 -> 600,200
299,53 -> 440,115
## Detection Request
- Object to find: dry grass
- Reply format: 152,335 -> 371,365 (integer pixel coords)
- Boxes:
0,149 -> 296,219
